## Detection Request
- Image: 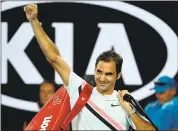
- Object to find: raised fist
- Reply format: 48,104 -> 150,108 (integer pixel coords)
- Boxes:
24,4 -> 38,21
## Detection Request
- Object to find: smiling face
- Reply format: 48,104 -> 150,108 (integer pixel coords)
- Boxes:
94,60 -> 118,95
94,50 -> 123,95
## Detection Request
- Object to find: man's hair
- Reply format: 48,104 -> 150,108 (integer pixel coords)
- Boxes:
95,50 -> 123,75
40,80 -> 58,92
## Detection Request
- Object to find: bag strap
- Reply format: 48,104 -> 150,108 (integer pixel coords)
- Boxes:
60,81 -> 93,130
78,86 -> 124,131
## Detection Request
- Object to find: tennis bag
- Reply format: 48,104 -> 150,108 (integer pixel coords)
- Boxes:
25,81 -> 93,130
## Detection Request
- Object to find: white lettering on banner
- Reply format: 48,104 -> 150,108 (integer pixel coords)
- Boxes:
2,22 -> 141,85
40,115 -> 53,130
2,1 -> 177,112
2,22 -> 74,85
2,22 -> 43,84
86,23 -> 142,85
52,23 -> 74,84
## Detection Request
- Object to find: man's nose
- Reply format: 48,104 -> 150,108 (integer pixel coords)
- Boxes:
43,93 -> 48,97
99,74 -> 106,81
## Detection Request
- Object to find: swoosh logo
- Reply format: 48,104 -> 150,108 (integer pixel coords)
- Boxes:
111,103 -> 120,107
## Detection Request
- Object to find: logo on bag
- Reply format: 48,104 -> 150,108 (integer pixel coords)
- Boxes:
81,97 -> 85,101
53,95 -> 62,105
40,115 -> 53,130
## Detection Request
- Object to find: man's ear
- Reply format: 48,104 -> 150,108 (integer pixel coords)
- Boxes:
170,87 -> 177,96
116,73 -> 121,80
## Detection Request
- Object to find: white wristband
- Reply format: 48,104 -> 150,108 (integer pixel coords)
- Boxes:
127,108 -> 136,116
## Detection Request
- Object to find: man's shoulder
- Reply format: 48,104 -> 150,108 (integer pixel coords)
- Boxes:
162,97 -> 178,111
69,71 -> 84,82
145,100 -> 159,110
67,71 -> 84,92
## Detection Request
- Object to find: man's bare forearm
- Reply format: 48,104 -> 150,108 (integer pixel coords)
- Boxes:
29,19 -> 60,62
24,4 -> 71,86
130,113 -> 156,130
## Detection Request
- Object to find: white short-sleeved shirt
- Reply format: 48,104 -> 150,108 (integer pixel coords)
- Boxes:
66,71 -> 132,130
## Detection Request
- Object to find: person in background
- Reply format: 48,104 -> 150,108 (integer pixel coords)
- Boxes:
144,76 -> 178,130
37,80 -> 57,108
23,80 -> 57,130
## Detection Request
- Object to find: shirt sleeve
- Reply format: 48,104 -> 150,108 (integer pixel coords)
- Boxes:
144,103 -> 153,117
144,105 -> 149,114
65,71 -> 84,107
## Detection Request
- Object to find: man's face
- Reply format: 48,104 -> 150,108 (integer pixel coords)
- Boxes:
39,83 -> 55,106
156,88 -> 174,104
94,60 -> 118,94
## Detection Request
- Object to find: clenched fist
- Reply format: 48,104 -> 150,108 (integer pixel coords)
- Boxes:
24,4 -> 38,21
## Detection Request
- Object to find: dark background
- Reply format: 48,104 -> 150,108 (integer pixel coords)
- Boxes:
1,1 -> 178,131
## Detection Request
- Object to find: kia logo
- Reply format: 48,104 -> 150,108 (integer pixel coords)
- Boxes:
2,1 -> 177,112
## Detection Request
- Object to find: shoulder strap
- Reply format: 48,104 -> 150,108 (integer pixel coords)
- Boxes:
60,81 -> 93,130
78,86 -> 124,131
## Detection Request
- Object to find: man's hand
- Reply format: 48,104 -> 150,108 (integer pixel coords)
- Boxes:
118,90 -> 156,130
118,90 -> 133,114
24,4 -> 38,21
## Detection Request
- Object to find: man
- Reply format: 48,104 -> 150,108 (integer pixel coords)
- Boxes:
144,76 -> 178,130
24,4 -> 155,130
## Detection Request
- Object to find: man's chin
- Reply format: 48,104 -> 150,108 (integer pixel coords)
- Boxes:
158,100 -> 165,105
98,86 -> 108,92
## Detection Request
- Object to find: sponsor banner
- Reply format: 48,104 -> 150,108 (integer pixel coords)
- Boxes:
1,0 -> 178,115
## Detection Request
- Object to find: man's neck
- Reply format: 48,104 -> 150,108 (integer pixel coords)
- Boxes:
96,87 -> 114,96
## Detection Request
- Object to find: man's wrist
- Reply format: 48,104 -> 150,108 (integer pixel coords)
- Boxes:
29,18 -> 39,24
127,108 -> 136,116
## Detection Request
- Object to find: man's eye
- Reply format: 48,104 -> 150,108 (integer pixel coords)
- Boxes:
106,73 -> 112,76
97,70 -> 101,73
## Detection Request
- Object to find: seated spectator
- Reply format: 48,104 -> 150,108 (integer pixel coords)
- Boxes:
144,76 -> 178,130
23,80 -> 57,130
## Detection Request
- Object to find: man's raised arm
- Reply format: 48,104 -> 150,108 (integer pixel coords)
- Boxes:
24,4 -> 70,86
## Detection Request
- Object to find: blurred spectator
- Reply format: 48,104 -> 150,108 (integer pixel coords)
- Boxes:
23,80 -> 58,130
144,76 -> 178,130
37,80 -> 57,108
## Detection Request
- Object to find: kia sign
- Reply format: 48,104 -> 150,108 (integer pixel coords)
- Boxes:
1,1 -> 178,113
